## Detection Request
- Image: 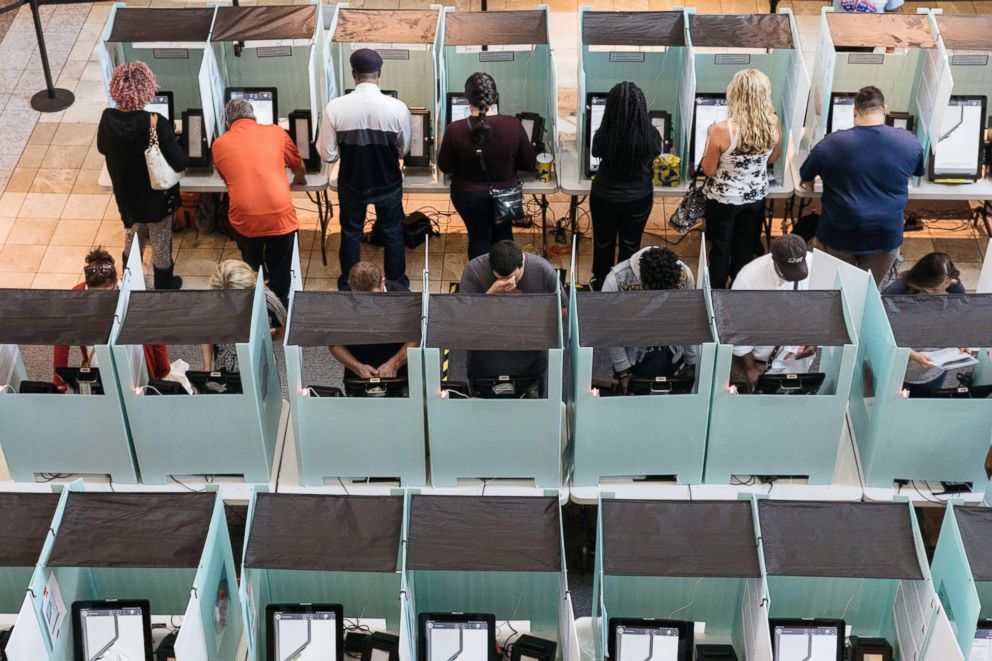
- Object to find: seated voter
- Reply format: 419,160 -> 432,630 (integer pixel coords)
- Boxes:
329,262 -> 416,380
53,248 -> 169,391
201,260 -> 287,373
459,241 -> 565,391
602,247 -> 696,393
731,234 -> 814,388
883,252 -> 969,397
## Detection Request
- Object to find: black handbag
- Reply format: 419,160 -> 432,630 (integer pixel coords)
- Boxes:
475,147 -> 524,226
669,174 -> 707,234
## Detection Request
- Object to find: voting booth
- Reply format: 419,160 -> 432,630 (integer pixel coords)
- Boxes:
405,494 -> 578,660
421,293 -> 565,487
111,251 -> 282,484
688,12 -> 808,187
704,289 -> 858,486
593,498 -> 771,660
569,286 -> 717,487
758,500 -> 950,661
439,9 -> 559,163
284,288 -> 427,486
849,289 -> 992,490
239,490 -> 406,661
12,488 -> 242,660
209,4 -> 322,145
574,9 -> 691,186
802,11 -> 950,165
0,288 -> 137,484
931,504 -> 992,660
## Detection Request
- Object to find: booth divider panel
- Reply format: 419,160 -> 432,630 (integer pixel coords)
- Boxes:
116,290 -> 253,346
0,493 -> 60,568
689,14 -> 793,50
767,575 -> 899,642
123,45 -> 205,118
952,508 -> 992,582
0,569 -> 34,614
582,12 -> 685,47
263,570 -> 402,629
883,294 -> 992,349
576,290 -> 712,348
220,45 -> 315,122
830,50 -> 925,124
0,289 -> 118,346
712,290 -> 851,348
603,576 -> 745,635
333,9 -> 439,44
87,567 -> 199,616
107,8 -> 216,43
827,13 -> 936,49
444,11 -> 548,46
937,15 -> 992,52
288,292 -> 422,347
211,5 -> 317,42
426,294 -> 560,350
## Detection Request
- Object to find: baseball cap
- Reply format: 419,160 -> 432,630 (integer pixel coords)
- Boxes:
350,48 -> 383,74
771,234 -> 809,282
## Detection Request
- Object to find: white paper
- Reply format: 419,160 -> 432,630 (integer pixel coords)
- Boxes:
920,348 -> 978,370
41,573 -> 65,646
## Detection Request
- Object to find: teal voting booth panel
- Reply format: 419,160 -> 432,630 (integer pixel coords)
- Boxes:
421,291 -> 565,487
239,490 -> 407,661
577,8 -> 690,184
439,8 -> 558,160
111,247 -> 282,484
569,282 -> 717,487
405,493 -> 578,660
688,11 -> 807,185
0,287 -> 138,484
14,485 -> 242,660
209,3 -> 323,142
848,286 -> 992,489
758,500 -> 946,661
933,13 -> 992,111
704,285 -> 858,485
592,497 -> 772,660
931,504 -> 992,659
100,5 -> 220,142
284,279 -> 428,486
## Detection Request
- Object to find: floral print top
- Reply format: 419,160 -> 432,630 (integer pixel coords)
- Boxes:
703,120 -> 774,206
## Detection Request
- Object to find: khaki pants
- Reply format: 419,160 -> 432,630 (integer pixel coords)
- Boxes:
812,238 -> 899,287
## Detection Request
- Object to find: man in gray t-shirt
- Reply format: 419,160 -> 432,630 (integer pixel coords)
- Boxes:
458,241 -> 564,390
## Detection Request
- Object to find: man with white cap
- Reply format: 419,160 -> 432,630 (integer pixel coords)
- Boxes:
318,48 -> 412,290
731,234 -> 814,387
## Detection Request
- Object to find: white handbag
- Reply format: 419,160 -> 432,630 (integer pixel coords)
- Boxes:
145,113 -> 182,191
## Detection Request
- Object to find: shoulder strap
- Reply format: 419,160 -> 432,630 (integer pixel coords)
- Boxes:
475,148 -> 493,187
148,113 -> 159,148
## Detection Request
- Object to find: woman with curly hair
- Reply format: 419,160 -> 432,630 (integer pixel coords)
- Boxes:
98,61 -> 188,289
700,68 -> 782,288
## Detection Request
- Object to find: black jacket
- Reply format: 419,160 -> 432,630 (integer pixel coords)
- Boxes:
97,109 -> 189,227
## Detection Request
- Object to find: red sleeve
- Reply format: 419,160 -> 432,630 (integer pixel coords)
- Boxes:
52,345 -> 70,391
144,344 -> 170,379
283,130 -> 303,171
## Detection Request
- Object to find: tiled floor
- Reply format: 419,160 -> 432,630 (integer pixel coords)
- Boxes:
0,0 -> 988,292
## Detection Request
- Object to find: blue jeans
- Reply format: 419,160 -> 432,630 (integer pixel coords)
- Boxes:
451,188 -> 513,260
337,187 -> 408,290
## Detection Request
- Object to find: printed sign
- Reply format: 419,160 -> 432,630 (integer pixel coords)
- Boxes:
480,51 -> 514,62
609,52 -> 645,63
42,573 -> 66,645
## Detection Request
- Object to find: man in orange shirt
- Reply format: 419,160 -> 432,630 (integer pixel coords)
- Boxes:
213,98 -> 306,306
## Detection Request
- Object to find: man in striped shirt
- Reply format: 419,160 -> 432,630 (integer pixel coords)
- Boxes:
318,49 -> 412,290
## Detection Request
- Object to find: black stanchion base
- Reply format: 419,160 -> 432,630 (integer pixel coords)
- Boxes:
31,88 -> 74,113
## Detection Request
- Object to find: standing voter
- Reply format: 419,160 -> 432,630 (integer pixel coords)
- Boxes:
318,49 -> 412,291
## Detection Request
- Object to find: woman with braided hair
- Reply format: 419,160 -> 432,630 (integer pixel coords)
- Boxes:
438,72 -> 537,259
589,81 -> 662,290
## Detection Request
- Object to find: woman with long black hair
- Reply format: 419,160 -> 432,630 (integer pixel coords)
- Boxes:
438,72 -> 537,259
589,81 -> 662,290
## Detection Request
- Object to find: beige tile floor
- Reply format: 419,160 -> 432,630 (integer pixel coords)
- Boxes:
0,0 -> 988,292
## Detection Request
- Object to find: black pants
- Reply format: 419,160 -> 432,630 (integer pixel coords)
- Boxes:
589,191 -> 653,286
451,189 -> 513,260
706,198 -> 765,289
234,229 -> 297,307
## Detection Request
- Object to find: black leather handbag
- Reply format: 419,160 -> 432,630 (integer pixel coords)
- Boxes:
476,148 -> 524,226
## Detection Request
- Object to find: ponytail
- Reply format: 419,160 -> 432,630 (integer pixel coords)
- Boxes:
465,72 -> 499,146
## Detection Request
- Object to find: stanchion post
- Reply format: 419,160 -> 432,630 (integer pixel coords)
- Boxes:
28,0 -> 75,112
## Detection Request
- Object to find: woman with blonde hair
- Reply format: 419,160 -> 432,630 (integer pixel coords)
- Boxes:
201,260 -> 287,372
700,68 -> 782,288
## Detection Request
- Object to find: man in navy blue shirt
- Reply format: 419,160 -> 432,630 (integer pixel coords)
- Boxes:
800,86 -> 924,285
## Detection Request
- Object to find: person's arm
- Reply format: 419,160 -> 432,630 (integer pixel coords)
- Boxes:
376,341 -> 416,378
316,105 -> 339,163
155,113 -> 189,172
884,0 -> 905,11
330,345 -> 377,379
908,350 -> 935,369
201,344 -> 213,371
591,125 -> 604,159
912,146 -> 926,177
768,120 -> 784,165
798,143 -> 822,189
516,121 -> 538,171
283,130 -> 306,185
397,105 -> 412,157
985,444 -> 992,479
436,129 -> 456,175
948,281 -> 967,294
740,351 -> 763,389
52,344 -> 70,392
145,344 -> 171,379
699,123 -> 725,177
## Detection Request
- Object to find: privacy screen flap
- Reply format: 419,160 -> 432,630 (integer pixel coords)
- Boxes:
47,492 -> 215,569
0,493 -> 60,568
116,290 -> 253,345
582,11 -> 685,47
954,507 -> 992,581
712,290 -> 850,347
288,292 -> 422,347
827,12 -> 935,49
426,294 -> 559,350
689,14 -> 793,49
244,494 -> 402,572
107,8 -> 216,43
0,289 -> 119,346
211,5 -> 316,42
407,496 -> 561,572
936,15 -> 992,51
577,290 -> 712,348
333,9 -> 439,44
884,294 -> 992,348
759,501 -> 923,579
445,11 -> 548,46
602,500 -> 760,578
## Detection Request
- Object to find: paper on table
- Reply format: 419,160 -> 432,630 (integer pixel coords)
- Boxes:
920,348 -> 978,369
